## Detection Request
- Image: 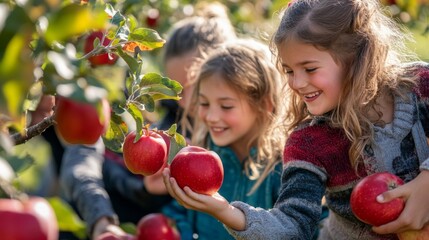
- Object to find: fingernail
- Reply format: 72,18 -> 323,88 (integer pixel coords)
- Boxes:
376,195 -> 384,202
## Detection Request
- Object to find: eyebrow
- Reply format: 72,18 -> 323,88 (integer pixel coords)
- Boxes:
282,60 -> 319,68
198,94 -> 237,101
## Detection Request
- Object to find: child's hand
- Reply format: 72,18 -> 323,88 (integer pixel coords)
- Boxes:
162,167 -> 247,230
372,170 -> 429,234
162,167 -> 229,215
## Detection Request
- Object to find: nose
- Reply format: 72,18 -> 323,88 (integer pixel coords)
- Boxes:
288,73 -> 307,89
204,106 -> 220,123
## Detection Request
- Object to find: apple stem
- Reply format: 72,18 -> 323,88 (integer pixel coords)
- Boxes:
0,178 -> 28,201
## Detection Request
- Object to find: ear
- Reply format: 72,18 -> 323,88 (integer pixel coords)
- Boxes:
264,98 -> 275,113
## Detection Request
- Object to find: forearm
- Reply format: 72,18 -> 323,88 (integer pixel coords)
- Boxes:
60,141 -> 117,231
213,204 -> 246,231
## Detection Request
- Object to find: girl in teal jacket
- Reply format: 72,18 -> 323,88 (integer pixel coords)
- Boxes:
162,39 -> 286,240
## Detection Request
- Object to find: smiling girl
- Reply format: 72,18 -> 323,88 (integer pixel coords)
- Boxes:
161,39 -> 286,240
162,0 -> 429,239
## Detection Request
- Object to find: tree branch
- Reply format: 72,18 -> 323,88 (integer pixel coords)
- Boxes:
11,115 -> 56,145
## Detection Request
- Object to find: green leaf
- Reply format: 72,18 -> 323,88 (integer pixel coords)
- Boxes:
128,28 -> 166,50
103,112 -> 128,152
45,4 -> 107,45
116,47 -> 140,73
140,73 -> 182,92
166,124 -> 187,165
139,85 -> 181,101
47,197 -> 87,240
136,94 -> 155,112
125,103 -> 145,140
119,222 -> 137,235
5,154 -> 35,175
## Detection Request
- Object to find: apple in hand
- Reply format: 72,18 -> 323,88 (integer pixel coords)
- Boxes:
170,145 -> 224,195
0,197 -> 58,240
136,213 -> 180,240
350,172 -> 405,226
55,96 -> 111,145
84,31 -> 118,66
123,130 -> 167,176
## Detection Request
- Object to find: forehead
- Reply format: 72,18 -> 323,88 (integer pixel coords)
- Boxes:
199,74 -> 240,99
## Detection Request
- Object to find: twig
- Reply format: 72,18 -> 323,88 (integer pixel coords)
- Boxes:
11,115 -> 56,145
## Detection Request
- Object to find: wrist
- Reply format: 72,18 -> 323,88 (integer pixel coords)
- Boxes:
92,216 -> 116,238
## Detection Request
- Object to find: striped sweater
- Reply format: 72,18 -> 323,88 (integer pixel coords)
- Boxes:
225,62 -> 429,240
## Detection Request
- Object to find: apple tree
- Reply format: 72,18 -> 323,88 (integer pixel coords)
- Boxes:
0,0 -> 187,238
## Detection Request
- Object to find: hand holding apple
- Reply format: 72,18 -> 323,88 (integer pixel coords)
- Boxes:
350,172 -> 405,226
169,145 -> 224,196
136,213 -> 180,240
123,130 -> 167,176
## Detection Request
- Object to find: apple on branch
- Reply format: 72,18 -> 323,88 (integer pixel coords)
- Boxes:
169,145 -> 224,196
54,96 -> 111,145
123,130 -> 167,176
84,31 -> 119,67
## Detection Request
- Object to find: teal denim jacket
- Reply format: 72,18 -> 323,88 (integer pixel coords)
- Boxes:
162,138 -> 283,240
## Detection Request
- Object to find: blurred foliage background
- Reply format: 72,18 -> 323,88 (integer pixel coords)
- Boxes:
0,0 -> 428,239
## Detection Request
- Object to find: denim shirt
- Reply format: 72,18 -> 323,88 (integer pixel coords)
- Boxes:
162,139 -> 283,240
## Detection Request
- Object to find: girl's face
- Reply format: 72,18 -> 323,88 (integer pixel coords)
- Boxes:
198,74 -> 257,155
165,50 -> 198,109
279,39 -> 344,116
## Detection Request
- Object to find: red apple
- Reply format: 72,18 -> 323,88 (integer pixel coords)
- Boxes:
123,130 -> 167,176
398,224 -> 429,240
84,31 -> 118,66
55,96 -> 111,145
136,213 -> 180,240
0,197 -> 58,240
350,172 -> 405,226
170,145 -> 224,195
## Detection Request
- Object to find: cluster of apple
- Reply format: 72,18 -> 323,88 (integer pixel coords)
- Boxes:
122,129 -> 224,196
350,172 -> 429,239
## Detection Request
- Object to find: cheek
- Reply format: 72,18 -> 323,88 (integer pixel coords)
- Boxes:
197,107 -> 206,121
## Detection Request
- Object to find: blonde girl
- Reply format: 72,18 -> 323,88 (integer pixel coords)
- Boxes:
162,39 -> 286,240
163,0 -> 429,239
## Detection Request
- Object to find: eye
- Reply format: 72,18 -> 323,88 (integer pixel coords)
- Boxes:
221,106 -> 233,110
306,68 -> 317,73
199,102 -> 209,107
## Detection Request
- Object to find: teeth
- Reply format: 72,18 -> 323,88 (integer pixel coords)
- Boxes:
212,127 -> 225,132
305,91 -> 320,98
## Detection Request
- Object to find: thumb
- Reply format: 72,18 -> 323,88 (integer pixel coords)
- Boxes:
376,184 -> 406,203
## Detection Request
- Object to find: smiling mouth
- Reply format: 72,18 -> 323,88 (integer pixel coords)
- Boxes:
304,91 -> 321,100
210,127 -> 227,132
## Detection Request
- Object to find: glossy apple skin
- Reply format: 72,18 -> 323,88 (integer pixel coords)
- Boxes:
84,31 -> 118,66
170,145 -> 224,195
350,172 -> 405,226
123,131 -> 167,176
55,97 -> 111,145
136,213 -> 180,240
0,197 -> 58,240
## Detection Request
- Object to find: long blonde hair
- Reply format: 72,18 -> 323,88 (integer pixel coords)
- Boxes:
272,0 -> 419,168
183,39 -> 286,194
